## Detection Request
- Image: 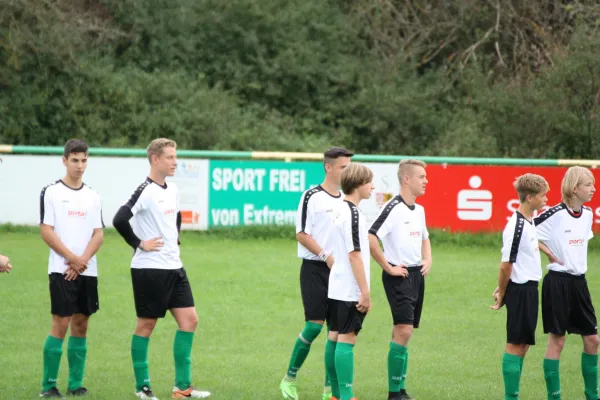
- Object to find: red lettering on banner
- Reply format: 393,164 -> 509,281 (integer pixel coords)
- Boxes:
414,165 -> 600,232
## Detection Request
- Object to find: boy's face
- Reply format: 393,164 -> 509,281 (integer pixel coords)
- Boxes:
574,176 -> 595,203
405,165 -> 428,197
357,180 -> 375,200
152,146 -> 178,177
529,190 -> 548,211
62,152 -> 88,180
325,157 -> 352,187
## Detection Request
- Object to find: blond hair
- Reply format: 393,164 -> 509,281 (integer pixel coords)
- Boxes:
341,163 -> 373,195
397,159 -> 426,184
146,138 -> 176,163
561,166 -> 595,204
514,173 -> 549,203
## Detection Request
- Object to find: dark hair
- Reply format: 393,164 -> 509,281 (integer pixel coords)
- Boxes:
324,146 -> 353,165
63,139 -> 88,159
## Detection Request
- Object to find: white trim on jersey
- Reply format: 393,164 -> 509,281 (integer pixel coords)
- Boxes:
501,211 -> 542,283
368,195 -> 429,267
40,180 -> 104,276
534,203 -> 594,275
295,185 -> 343,261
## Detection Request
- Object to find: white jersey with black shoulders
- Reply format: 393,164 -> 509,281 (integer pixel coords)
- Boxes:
40,180 -> 104,276
501,211 -> 542,283
368,195 -> 429,267
121,178 -> 182,270
295,185 -> 344,260
534,203 -> 594,275
328,200 -> 371,302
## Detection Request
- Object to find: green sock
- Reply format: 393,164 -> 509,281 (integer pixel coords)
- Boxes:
324,327 -> 331,388
582,352 -> 599,400
388,342 -> 407,393
335,342 -> 355,400
67,336 -> 87,391
502,352 -> 522,399
174,330 -> 194,389
131,335 -> 150,391
325,339 -> 340,398
285,322 -> 323,378
42,335 -> 64,392
519,356 -> 524,378
400,348 -> 409,390
543,358 -> 561,399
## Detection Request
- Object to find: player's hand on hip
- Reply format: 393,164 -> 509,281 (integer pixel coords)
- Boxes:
549,254 -> 563,265
64,267 -> 79,281
357,293 -> 371,313
326,255 -> 335,269
140,237 -> 164,252
388,264 -> 408,277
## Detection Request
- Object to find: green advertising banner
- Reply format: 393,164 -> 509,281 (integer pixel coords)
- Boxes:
209,160 -> 324,227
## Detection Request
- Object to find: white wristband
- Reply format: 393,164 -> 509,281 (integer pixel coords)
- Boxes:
318,250 -> 330,262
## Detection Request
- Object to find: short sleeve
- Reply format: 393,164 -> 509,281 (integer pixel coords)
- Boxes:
501,218 -> 522,263
296,190 -> 314,235
40,186 -> 55,226
368,201 -> 394,239
93,193 -> 104,229
533,211 -> 554,242
421,208 -> 429,240
344,207 -> 361,253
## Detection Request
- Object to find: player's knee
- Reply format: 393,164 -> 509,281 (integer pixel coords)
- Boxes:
51,316 -> 71,338
302,321 -> 324,343
186,312 -> 199,330
583,334 -> 600,351
393,324 -> 413,342
70,319 -> 88,336
549,334 -> 566,352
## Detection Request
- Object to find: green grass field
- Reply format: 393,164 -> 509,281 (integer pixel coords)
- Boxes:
1,230 -> 600,400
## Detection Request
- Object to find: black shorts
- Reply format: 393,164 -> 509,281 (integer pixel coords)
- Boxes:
542,270 -> 598,336
49,273 -> 99,317
131,267 -> 194,319
300,259 -> 330,321
328,299 -> 367,335
382,266 -> 425,327
505,280 -> 539,345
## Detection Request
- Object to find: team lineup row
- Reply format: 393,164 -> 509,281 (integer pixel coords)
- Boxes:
278,149 -> 599,400
1,139 -> 597,400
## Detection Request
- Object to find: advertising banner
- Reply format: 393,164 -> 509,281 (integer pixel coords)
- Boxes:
208,160 -> 324,227
364,164 -> 600,232
0,155 -> 209,229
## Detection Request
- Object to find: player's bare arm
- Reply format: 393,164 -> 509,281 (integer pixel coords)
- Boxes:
538,241 -> 563,265
421,239 -> 432,276
491,261 -> 513,310
349,251 -> 371,313
40,223 -> 88,273
368,234 -> 407,277
296,231 -> 334,268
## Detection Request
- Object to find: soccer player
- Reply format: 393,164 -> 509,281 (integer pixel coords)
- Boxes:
39,139 -> 105,398
0,254 -> 12,272
112,138 -> 210,400
491,173 -> 549,400
324,162 -> 374,400
368,159 -> 431,400
279,147 -> 353,400
534,166 -> 599,400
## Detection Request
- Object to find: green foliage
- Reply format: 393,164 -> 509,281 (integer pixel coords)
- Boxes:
1,0 -> 600,157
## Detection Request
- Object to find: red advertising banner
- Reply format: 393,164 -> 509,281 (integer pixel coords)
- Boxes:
389,165 -> 600,233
